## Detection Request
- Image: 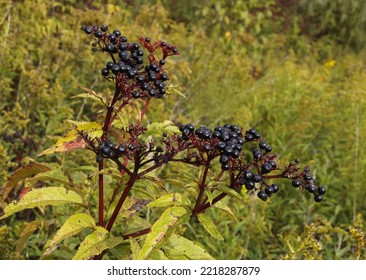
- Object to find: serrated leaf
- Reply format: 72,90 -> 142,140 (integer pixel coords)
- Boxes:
30,168 -> 70,186
43,213 -> 96,256
37,121 -> 102,156
137,206 -> 188,260
72,227 -> 125,260
213,201 -> 238,223
197,213 -> 224,240
147,193 -> 182,208
0,187 -> 84,220
163,234 -> 214,260
2,162 -> 51,201
214,184 -> 246,203
143,120 -> 180,138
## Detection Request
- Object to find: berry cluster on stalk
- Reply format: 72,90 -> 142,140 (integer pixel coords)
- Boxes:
177,123 -> 327,203
79,23 -> 327,225
81,24 -> 178,99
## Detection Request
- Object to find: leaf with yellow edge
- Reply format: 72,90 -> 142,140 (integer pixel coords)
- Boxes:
197,213 -> 224,240
163,234 -> 214,260
72,227 -> 125,260
37,121 -> 102,156
137,206 -> 188,260
0,187 -> 84,220
43,213 -> 96,256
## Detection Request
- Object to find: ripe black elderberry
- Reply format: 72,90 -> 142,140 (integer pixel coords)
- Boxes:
314,194 -> 323,202
318,186 -> 326,195
257,190 -> 268,201
261,163 -> 272,174
100,24 -> 108,32
292,179 -> 301,188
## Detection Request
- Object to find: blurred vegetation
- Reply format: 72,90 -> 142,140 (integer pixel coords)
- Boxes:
0,0 -> 366,259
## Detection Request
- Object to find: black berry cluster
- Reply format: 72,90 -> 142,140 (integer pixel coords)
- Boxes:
291,166 -> 327,202
81,24 -> 179,99
96,138 -> 136,163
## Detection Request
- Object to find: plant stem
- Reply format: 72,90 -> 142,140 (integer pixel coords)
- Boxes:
98,161 -> 104,227
106,174 -> 137,231
192,162 -> 210,215
122,228 -> 151,239
198,192 -> 227,214
138,97 -> 151,125
98,87 -> 121,228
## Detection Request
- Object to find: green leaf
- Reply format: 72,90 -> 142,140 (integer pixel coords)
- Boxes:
0,187 -> 84,220
214,184 -> 246,203
72,226 -> 125,260
163,234 -> 214,260
147,193 -> 183,208
3,162 -> 51,200
143,120 -> 180,138
137,206 -> 188,260
37,121 -> 103,156
197,213 -> 224,240
213,200 -> 238,223
43,213 -> 96,256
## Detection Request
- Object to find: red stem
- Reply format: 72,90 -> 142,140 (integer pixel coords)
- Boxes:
98,161 -> 104,227
106,174 -> 137,231
192,163 -> 210,215
138,97 -> 151,125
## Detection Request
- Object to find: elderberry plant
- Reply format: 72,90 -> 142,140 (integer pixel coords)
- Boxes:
0,24 -> 326,260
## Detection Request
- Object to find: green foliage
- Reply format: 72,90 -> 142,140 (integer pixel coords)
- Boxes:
1,0 -> 366,260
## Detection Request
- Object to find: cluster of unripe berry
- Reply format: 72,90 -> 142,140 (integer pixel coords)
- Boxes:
81,24 -> 177,99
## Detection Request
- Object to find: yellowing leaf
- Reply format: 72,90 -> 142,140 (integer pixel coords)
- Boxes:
37,121 -> 102,156
214,184 -> 246,203
197,213 -> 224,240
30,168 -> 70,186
213,201 -> 238,223
163,234 -> 214,260
137,206 -> 188,260
0,187 -> 84,220
147,193 -> 183,208
43,213 -> 96,256
72,227 -> 124,260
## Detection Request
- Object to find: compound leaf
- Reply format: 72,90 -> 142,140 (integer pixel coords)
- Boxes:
0,187 -> 84,220
43,213 -> 96,256
72,226 -> 124,260
137,206 -> 188,260
197,213 -> 224,240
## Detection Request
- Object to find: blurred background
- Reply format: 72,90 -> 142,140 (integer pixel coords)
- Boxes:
1,0 -> 366,259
